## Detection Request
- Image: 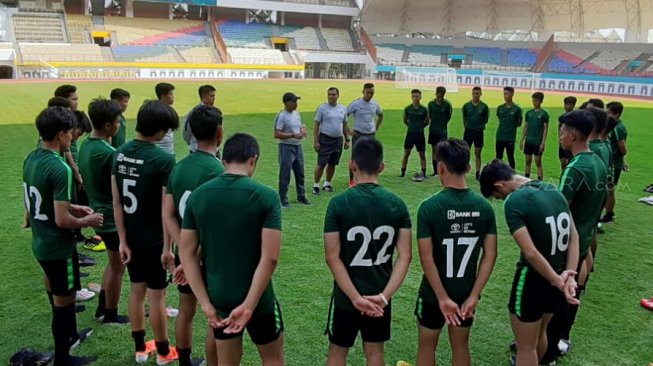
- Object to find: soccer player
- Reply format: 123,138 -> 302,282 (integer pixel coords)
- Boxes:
54,86 -> 84,215
558,96 -> 577,171
24,106 -> 103,366
346,83 -> 383,187
479,160 -> 579,366
542,110 -> 608,364
164,105 -> 224,366
601,101 -> 628,223
427,86 -> 453,176
275,92 -> 310,208
520,92 -> 549,180
78,98 -> 129,324
462,86 -> 489,181
183,84 -> 217,154
323,138 -> 412,366
415,139 -> 497,366
110,88 -> 130,149
495,86 -> 523,170
400,89 -> 429,181
153,82 -> 176,156
179,133 -> 285,366
313,87 -> 349,195
112,100 -> 180,364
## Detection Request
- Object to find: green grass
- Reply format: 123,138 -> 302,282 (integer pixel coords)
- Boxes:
1,80 -> 652,365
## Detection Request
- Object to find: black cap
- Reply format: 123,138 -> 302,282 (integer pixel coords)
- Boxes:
558,110 -> 595,137
282,92 -> 300,103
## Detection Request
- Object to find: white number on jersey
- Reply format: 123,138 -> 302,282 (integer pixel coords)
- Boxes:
442,237 -> 479,278
545,212 -> 571,255
122,179 -> 138,214
178,190 -> 192,219
23,182 -> 48,221
347,225 -> 396,267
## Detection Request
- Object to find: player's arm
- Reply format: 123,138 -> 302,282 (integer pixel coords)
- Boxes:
446,102 -> 453,124
161,187 -> 175,272
375,228 -> 412,304
516,109 -> 523,127
562,219 -> 580,304
418,236 -> 462,325
483,105 -> 489,125
424,114 -> 431,127
461,104 -> 467,128
162,193 -> 180,245
512,228 -> 565,289
112,175 -> 131,263
65,150 -> 83,186
520,120 -> 528,149
617,139 -> 627,157
541,122 -> 549,151
54,201 -> 102,229
375,111 -> 384,130
273,115 -> 297,140
403,112 -> 408,127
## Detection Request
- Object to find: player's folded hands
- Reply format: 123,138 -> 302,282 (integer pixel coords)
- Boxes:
439,298 -> 463,326
354,296 -> 384,318
219,304 -> 253,334
460,295 -> 479,320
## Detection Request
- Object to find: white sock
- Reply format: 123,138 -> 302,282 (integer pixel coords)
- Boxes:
324,181 -> 331,187
313,183 -> 320,188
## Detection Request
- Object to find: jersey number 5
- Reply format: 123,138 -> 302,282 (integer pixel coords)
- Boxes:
347,225 -> 395,267
545,212 -> 570,255
442,237 -> 479,278
122,179 -> 138,214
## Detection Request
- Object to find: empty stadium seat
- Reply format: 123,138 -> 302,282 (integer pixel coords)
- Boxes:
13,13 -> 66,42
507,48 -> 538,67
408,45 -> 452,66
218,21 -> 273,48
20,43 -> 105,62
111,45 -> 180,63
592,50 -> 640,70
105,17 -> 209,46
321,28 -> 355,51
177,46 -> 220,63
376,44 -> 404,65
466,47 -> 502,65
66,14 -> 91,44
279,25 -> 321,50
228,47 -> 285,65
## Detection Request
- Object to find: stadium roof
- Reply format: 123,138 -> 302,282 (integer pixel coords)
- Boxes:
361,0 -> 653,43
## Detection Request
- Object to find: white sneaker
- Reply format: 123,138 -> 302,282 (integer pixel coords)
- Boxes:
76,288 -> 95,302
558,339 -> 571,355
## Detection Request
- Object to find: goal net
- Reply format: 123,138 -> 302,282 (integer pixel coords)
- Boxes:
395,67 -> 459,92
481,71 -> 542,90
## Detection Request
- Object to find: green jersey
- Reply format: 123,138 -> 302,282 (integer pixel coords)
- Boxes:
609,120 -> 627,169
559,152 -> 608,255
324,183 -> 411,310
112,115 -> 127,148
524,109 -> 550,145
404,104 -> 429,133
183,174 -> 281,317
78,138 -> 116,233
428,99 -> 453,132
417,188 -> 496,303
504,181 -> 572,274
69,139 -> 79,165
462,101 -> 489,131
23,148 -> 75,261
589,140 -> 611,172
167,150 -> 224,224
496,103 -> 523,142
112,140 -> 175,250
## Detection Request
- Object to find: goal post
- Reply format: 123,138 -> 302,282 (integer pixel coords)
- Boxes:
481,70 -> 542,91
395,67 -> 459,92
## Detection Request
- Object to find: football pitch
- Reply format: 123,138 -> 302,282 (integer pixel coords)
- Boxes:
0,79 -> 651,365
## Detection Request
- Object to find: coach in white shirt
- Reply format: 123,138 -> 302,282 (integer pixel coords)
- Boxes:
346,82 -> 383,187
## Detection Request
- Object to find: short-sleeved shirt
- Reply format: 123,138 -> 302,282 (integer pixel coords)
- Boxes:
559,152 -> 608,255
346,98 -> 382,134
324,183 -> 411,311
404,104 -> 429,134
112,114 -> 127,148
417,188 -> 497,303
462,101 -> 489,132
182,173 -> 282,318
23,148 -> 75,261
504,181 -> 572,274
78,137 -> 116,233
112,140 -> 176,250
314,102 -> 347,138
166,150 -> 224,224
589,140 -> 611,173
275,109 -> 302,146
524,109 -> 550,145
609,120 -> 627,169
183,104 -> 203,153
496,104 -> 523,142
153,129 -> 175,155
428,99 -> 453,133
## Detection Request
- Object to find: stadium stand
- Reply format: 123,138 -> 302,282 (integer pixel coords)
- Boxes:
506,48 -> 538,68
280,0 -> 354,6
13,12 -> 66,42
279,25 -> 322,50
19,43 -> 105,62
466,47 -> 502,65
408,45 -> 453,66
104,17 -> 208,46
65,14 -> 91,44
548,49 -> 600,73
177,46 -> 220,63
111,45 -> 180,63
228,47 -> 285,64
320,27 -> 355,51
592,50 -> 640,70
376,44 -> 404,65
217,21 -> 272,48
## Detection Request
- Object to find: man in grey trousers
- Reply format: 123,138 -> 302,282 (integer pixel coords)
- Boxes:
275,92 -> 311,208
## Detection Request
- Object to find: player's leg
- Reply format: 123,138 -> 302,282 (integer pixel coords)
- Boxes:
313,160 -> 326,195
144,249 -> 176,363
538,314 -> 555,361
205,325 -> 217,366
534,153 -> 544,181
255,334 -> 285,366
524,153 -> 533,178
430,143 -> 438,176
278,144 -> 292,205
416,325 -> 442,366
325,164 -> 336,186
292,145 -> 307,202
417,134 -> 427,177
362,343 -> 384,366
176,291 -> 198,366
128,282 -> 148,354
360,302 -> 392,366
448,325 -> 472,366
602,169 -> 620,222
249,298 -> 285,365
326,300 -> 358,366
506,142 -> 516,169
495,141 -> 505,160
511,314 -> 541,366
216,337 -> 243,366
401,133 -> 413,177
474,146 -> 482,180
324,143 -> 341,191
327,344 -> 349,366
97,232 -> 126,323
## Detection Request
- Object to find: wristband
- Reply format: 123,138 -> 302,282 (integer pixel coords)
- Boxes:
379,293 -> 389,306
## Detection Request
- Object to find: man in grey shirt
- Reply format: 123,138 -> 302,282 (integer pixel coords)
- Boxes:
275,92 -> 310,208
183,84 -> 217,154
312,87 -> 350,195
346,82 -> 383,187
154,82 -> 176,157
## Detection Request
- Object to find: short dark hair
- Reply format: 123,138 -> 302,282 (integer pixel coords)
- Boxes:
47,96 -> 70,108
436,139 -> 470,175
352,138 -> 383,175
579,101 -> 589,110
588,98 -> 604,109
436,86 -> 446,94
188,105 -> 223,141
606,101 -> 624,117
135,100 -> 179,137
472,86 -> 482,92
606,116 -> 618,134
363,83 -> 375,90
54,85 -> 76,99
559,110 -> 594,138
564,96 -> 577,105
586,107 -> 607,134
503,86 -> 515,93
155,83 -> 175,99
411,89 -> 421,95
222,133 -> 260,164
328,87 -> 339,95
479,159 -> 516,198
198,85 -> 216,99
532,92 -> 544,102
110,88 -> 130,100
36,106 -> 76,141
74,111 -> 92,134
88,98 -> 123,130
